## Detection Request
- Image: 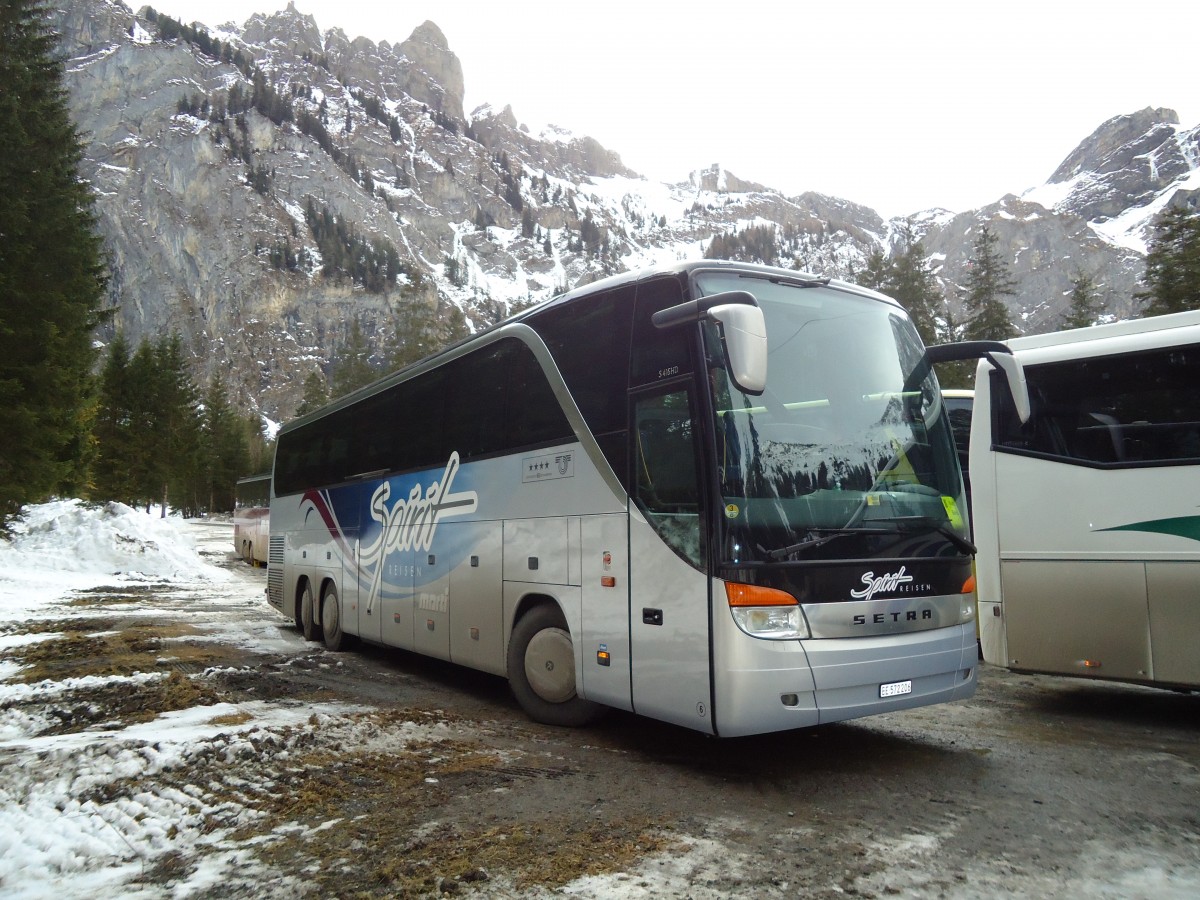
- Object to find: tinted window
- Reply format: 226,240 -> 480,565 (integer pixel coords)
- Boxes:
945,397 -> 974,458
994,344 -> 1200,467
530,285 -> 634,435
505,340 -> 574,449
274,338 -> 573,494
631,277 -> 692,386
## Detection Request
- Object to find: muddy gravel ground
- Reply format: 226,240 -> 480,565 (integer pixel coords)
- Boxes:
3,521 -> 1198,898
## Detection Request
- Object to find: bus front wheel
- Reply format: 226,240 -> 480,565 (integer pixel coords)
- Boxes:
507,605 -> 603,727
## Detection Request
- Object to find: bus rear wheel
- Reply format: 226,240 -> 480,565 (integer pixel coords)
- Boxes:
507,605 -> 603,727
299,581 -> 321,642
321,583 -> 350,652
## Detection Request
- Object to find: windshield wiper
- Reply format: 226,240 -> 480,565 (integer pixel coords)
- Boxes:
764,526 -> 897,561
858,516 -> 977,555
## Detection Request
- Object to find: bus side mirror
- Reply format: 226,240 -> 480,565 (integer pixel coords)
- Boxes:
982,350 -> 1030,424
707,303 -> 767,396
925,341 -> 1030,424
651,291 -> 767,396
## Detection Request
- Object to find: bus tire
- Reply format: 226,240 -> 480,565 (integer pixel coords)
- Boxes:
507,604 -> 604,727
321,583 -> 349,652
300,581 -> 321,642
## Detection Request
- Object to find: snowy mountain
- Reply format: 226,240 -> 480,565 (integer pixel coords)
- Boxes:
1025,107 -> 1200,254
49,0 -> 1200,418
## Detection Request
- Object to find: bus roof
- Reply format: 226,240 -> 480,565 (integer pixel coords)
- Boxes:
1008,309 -> 1200,353
279,261 -> 900,436
524,259 -> 896,320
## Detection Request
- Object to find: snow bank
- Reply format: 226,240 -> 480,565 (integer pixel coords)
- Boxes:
0,500 -> 231,616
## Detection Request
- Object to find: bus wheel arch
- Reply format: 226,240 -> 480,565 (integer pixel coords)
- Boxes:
507,598 -> 604,727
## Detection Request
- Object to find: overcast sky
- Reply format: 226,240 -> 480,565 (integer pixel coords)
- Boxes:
145,0 -> 1199,218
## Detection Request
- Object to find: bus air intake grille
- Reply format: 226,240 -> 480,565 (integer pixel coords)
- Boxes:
267,536 -> 285,609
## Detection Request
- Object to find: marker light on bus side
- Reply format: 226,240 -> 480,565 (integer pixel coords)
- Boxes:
725,582 -> 810,639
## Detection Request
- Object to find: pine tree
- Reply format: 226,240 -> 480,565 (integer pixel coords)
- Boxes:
859,247 -> 891,292
388,301 -> 440,370
1061,271 -> 1103,329
91,333 -> 138,502
1136,206 -> 1200,317
857,228 -> 941,345
125,339 -> 162,507
156,334 -> 202,516
331,320 -> 378,397
0,0 -> 109,526
961,224 -> 1018,341
199,376 -> 249,513
887,224 -> 942,346
388,300 -> 469,371
295,370 -> 330,417
933,306 -> 974,389
121,335 -> 201,514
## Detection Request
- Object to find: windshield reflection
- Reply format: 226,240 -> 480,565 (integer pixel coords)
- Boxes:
695,273 -> 966,564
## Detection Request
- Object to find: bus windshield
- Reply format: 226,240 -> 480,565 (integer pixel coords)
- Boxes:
695,272 -> 967,564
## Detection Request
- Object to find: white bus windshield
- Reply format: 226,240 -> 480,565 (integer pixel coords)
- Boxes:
695,273 -> 967,564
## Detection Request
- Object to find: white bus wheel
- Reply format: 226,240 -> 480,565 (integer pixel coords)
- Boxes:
321,583 -> 349,652
507,605 -> 604,727
300,582 -> 321,642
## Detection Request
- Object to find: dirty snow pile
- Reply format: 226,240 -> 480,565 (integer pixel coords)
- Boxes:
0,499 -> 231,616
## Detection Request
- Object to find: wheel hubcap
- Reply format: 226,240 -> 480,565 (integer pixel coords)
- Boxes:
524,627 -> 575,703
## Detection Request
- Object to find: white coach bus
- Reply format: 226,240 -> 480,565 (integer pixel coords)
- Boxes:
268,261 -> 1027,735
234,473 -> 271,566
972,310 -> 1200,690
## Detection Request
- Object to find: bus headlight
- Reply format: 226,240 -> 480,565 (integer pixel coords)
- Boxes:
726,582 -> 810,640
960,573 -> 977,623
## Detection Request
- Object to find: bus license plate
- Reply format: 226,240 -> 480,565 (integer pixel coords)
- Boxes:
880,679 -> 912,698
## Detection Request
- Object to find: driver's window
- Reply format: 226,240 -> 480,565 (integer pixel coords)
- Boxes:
633,388 -> 705,567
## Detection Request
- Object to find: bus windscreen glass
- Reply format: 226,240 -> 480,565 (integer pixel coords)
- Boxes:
695,273 -> 966,564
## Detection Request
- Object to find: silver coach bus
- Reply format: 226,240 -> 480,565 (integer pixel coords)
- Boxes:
268,261 -> 1026,736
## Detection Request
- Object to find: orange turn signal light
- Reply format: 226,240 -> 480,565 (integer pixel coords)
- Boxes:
961,574 -> 977,594
725,582 -> 798,607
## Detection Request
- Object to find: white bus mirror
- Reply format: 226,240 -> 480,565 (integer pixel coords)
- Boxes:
984,351 -> 1031,424
651,290 -> 768,396
925,340 -> 1030,425
707,303 -> 768,395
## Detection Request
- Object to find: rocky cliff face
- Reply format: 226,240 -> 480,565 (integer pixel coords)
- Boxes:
47,1 -> 1199,420
1047,108 -> 1197,221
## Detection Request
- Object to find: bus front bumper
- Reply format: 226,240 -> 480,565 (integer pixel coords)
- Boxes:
713,624 -> 978,737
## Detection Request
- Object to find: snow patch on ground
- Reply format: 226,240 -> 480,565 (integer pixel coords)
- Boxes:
0,500 -> 230,617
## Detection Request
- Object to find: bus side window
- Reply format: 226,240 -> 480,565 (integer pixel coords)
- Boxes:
633,388 -> 705,567
994,344 -> 1200,467
529,286 -> 635,487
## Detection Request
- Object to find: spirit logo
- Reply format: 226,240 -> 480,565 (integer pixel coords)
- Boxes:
850,566 -> 914,601
362,452 -> 478,611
